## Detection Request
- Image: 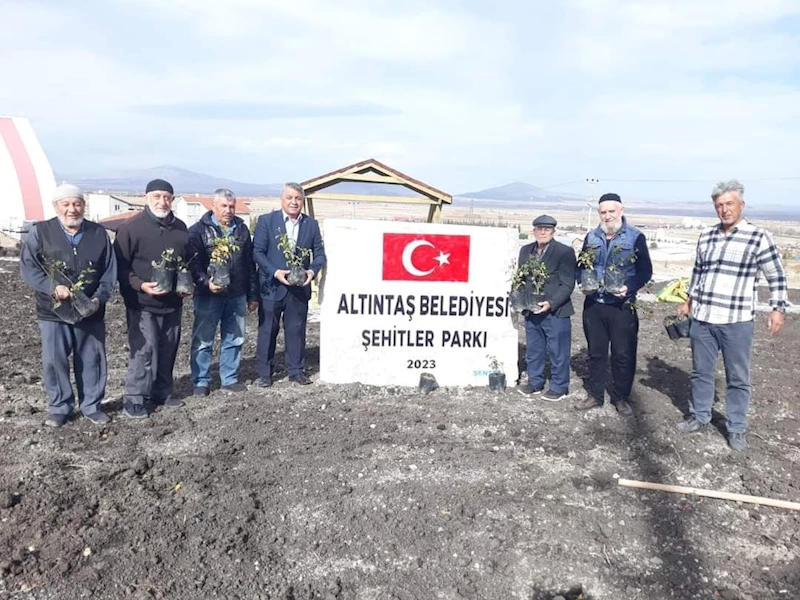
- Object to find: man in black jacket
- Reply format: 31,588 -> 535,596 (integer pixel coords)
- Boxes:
516,215 -> 577,401
113,179 -> 190,419
20,184 -> 118,427
187,189 -> 259,396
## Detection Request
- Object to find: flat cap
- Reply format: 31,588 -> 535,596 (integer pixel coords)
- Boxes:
532,214 -> 557,227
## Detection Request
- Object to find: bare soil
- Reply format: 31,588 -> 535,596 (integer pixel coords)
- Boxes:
1,264 -> 799,600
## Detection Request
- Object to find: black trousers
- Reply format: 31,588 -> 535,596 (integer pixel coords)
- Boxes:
256,293 -> 308,379
124,308 -> 182,406
582,301 -> 639,403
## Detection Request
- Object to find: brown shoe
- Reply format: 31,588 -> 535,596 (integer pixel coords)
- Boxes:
575,395 -> 602,410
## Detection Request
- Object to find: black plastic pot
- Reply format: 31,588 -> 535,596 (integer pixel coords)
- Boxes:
71,290 -> 96,318
52,299 -> 80,325
488,371 -> 506,393
510,282 -> 545,312
664,315 -> 692,340
175,269 -> 194,295
287,265 -> 307,286
604,269 -> 626,294
208,262 -> 230,287
580,269 -> 600,293
152,266 -> 176,293
418,372 -> 439,395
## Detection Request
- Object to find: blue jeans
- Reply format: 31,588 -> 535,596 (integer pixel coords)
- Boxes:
190,295 -> 246,387
689,319 -> 754,433
524,312 -> 572,394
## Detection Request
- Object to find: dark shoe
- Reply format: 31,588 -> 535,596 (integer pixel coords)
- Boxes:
517,383 -> 543,396
676,418 -> 710,434
161,396 -> 184,409
45,414 -> 69,428
222,382 -> 247,393
728,432 -> 747,452
289,373 -> 312,385
257,377 -> 273,388
613,400 -> 634,417
193,386 -> 210,397
83,411 -> 110,425
541,390 -> 567,402
122,404 -> 149,420
575,395 -> 602,410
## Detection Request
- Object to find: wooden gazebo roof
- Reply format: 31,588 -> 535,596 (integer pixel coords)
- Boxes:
300,158 -> 452,223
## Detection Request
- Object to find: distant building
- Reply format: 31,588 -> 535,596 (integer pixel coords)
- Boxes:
172,194 -> 252,228
85,192 -> 145,222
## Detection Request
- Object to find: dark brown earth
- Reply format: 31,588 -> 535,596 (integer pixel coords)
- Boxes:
1,262 -> 799,600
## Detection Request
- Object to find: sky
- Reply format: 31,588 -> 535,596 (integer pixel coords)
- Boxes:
2,0 -> 800,205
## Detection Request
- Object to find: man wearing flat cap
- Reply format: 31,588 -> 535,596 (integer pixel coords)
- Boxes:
516,215 -> 577,401
576,193 -> 652,416
113,179 -> 191,419
20,183 -> 118,427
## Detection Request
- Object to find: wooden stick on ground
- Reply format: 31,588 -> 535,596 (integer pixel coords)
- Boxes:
618,479 -> 800,512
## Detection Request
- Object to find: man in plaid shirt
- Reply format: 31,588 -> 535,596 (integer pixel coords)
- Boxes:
676,179 -> 787,451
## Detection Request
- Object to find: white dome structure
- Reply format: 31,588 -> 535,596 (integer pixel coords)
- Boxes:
0,116 -> 56,231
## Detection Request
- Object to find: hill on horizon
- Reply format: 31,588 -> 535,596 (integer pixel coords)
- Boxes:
58,166 -> 284,197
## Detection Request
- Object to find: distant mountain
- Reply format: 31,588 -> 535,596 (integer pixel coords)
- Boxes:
459,181 -> 583,202
58,166 -> 283,197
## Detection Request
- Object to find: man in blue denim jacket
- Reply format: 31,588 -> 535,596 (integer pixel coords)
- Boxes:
575,193 -> 652,416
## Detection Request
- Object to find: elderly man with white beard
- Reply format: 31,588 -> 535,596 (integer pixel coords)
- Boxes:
575,193 -> 653,416
113,179 -> 191,419
20,184 -> 118,427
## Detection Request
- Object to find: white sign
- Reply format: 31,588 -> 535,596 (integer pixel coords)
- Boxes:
319,219 -> 519,387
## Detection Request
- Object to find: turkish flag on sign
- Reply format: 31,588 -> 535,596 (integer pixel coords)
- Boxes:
382,233 -> 471,282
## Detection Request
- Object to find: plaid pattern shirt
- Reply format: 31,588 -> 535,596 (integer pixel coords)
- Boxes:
689,220 -> 787,324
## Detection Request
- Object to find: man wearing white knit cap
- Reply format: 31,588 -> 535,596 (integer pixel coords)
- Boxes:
19,183 -> 118,427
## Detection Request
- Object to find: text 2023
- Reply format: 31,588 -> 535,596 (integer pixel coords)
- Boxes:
407,359 -> 436,369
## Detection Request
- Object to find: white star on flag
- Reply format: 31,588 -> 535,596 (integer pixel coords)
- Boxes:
434,251 -> 450,266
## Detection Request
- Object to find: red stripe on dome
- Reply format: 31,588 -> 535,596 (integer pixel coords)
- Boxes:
0,118 -> 44,221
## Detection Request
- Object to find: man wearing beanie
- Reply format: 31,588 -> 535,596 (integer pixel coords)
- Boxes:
575,193 -> 652,416
113,179 -> 191,419
20,183 -> 118,427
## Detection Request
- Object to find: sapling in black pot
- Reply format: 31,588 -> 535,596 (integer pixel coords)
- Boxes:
175,253 -> 197,295
151,248 -> 177,293
208,237 -> 240,288
577,247 -> 600,293
277,230 -> 312,286
487,355 -> 506,393
69,266 -> 97,318
40,257 -> 97,322
603,246 -> 638,295
508,256 -> 549,312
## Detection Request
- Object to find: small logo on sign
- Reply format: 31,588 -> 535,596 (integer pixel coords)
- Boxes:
382,233 -> 470,282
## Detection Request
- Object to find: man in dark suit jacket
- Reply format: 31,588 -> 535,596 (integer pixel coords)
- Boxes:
516,215 -> 577,401
253,182 -> 326,386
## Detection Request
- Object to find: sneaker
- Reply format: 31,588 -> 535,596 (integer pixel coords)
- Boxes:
541,390 -> 568,402
193,386 -> 209,397
517,383 -> 544,396
45,414 -> 69,428
222,382 -> 247,393
161,396 -> 184,409
728,432 -> 747,452
83,411 -> 110,425
122,404 -> 149,420
257,377 -> 272,388
575,395 -> 602,410
613,400 -> 634,417
675,418 -> 709,434
289,373 -> 312,385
